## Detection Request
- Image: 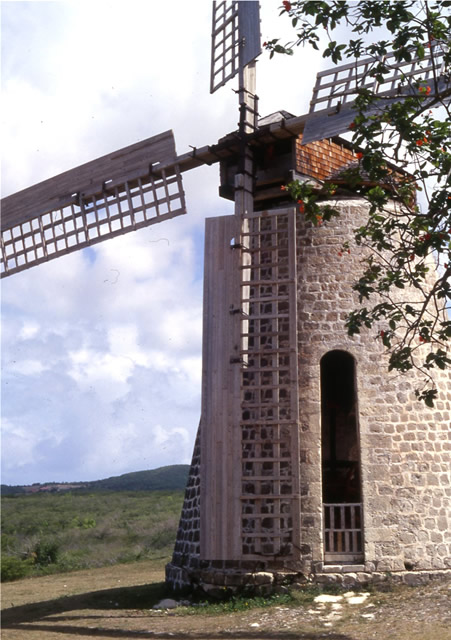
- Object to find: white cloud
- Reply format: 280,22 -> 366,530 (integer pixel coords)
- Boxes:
1,418 -> 40,470
9,359 -> 47,376
68,348 -> 133,401
18,322 -> 40,340
107,325 -> 149,367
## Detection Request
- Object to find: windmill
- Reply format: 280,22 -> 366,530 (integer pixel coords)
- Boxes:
2,2 -> 450,592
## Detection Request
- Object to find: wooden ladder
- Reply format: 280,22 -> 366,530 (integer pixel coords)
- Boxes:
238,208 -> 301,560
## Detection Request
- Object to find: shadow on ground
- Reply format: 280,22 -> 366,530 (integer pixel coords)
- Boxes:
2,582 -> 356,639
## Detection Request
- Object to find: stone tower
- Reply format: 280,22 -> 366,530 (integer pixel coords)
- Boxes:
166,112 -> 451,592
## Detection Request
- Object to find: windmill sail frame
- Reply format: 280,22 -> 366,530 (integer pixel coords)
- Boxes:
1,130 -> 186,278
210,1 -> 261,94
302,43 -> 449,144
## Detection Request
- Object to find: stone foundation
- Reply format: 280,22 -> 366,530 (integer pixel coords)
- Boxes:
166,560 -> 451,596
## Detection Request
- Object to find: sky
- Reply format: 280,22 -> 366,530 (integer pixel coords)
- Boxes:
1,1 -> 325,486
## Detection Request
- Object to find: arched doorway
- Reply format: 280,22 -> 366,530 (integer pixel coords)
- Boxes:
320,350 -> 363,563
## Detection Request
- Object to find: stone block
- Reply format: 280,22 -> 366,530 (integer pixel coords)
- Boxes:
402,572 -> 429,586
224,573 -> 247,587
342,573 -> 358,587
252,572 -> 274,586
315,573 -> 344,584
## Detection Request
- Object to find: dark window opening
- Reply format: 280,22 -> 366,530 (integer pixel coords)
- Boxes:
321,350 -> 361,504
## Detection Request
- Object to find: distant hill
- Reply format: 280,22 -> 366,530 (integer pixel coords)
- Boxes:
89,465 -> 189,492
1,464 -> 189,496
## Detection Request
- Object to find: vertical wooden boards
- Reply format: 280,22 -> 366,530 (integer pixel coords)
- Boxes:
200,214 -> 243,560
238,2 -> 261,70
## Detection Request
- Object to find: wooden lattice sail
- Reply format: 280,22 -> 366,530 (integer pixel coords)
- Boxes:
302,43 -> 450,144
1,131 -> 185,277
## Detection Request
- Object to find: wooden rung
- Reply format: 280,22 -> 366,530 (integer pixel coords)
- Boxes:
242,457 -> 291,462
240,494 -> 294,500
241,295 -> 291,303
241,279 -> 295,286
241,352 -> 292,359
240,262 -> 289,270
240,314 -> 290,322
242,366 -> 289,373
241,385 -> 292,393
241,245 -> 284,253
239,532 -> 292,539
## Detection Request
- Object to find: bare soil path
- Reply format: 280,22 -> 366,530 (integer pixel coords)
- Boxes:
2,561 -> 450,639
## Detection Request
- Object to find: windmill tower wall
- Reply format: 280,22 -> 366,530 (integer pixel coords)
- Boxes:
294,200 -> 451,579
166,134 -> 451,593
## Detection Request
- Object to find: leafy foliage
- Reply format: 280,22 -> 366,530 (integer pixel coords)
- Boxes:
266,0 -> 451,405
32,538 -> 60,567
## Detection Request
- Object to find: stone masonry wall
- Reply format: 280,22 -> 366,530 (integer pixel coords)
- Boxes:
166,422 -> 201,589
296,197 -> 451,574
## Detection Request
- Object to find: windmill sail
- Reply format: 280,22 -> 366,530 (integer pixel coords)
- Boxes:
210,1 -> 261,94
1,130 -> 186,278
302,43 -> 450,144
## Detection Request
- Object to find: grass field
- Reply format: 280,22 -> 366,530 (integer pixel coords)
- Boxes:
1,490 -> 184,581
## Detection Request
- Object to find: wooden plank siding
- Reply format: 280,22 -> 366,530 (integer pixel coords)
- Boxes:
200,214 -> 243,560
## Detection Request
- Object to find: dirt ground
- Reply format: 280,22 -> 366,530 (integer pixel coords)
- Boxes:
1,561 -> 450,639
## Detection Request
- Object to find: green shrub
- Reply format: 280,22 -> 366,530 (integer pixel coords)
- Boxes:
70,515 -> 96,529
1,555 -> 32,582
33,539 -> 59,566
1,533 -> 15,551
